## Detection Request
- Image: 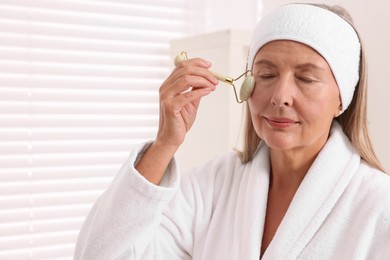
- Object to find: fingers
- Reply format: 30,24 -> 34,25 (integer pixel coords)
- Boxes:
161,58 -> 219,97
160,86 -> 211,113
173,75 -> 216,95
172,87 -> 212,109
174,58 -> 218,85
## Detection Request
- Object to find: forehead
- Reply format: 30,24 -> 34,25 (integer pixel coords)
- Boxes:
253,40 -> 329,68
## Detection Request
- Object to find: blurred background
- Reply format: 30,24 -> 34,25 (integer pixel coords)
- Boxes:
0,0 -> 388,259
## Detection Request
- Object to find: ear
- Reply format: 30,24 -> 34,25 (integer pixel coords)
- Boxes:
334,103 -> 342,118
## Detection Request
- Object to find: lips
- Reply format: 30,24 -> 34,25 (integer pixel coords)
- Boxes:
265,117 -> 298,128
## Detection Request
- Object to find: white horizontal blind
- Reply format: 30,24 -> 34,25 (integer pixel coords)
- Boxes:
0,0 -> 196,259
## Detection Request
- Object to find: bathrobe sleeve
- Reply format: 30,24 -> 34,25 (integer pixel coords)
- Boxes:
74,142 -> 197,260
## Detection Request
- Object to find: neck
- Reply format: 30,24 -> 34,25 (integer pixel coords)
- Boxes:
269,141 -> 325,191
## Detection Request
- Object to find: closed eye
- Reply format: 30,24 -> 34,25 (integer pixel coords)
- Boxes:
296,76 -> 315,84
259,74 -> 276,80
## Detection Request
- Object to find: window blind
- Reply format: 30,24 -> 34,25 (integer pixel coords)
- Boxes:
0,0 -> 196,259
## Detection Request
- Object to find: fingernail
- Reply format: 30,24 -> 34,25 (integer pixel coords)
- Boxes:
203,60 -> 211,66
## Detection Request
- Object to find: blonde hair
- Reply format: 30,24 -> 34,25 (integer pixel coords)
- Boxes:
238,4 -> 385,173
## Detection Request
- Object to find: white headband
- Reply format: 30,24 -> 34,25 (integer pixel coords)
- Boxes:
247,4 -> 361,112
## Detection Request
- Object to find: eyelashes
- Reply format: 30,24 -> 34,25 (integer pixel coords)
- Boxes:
258,74 -> 276,80
296,77 -> 315,84
256,74 -> 317,84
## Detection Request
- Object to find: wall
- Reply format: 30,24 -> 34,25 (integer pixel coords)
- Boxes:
187,0 -> 261,35
260,0 -> 390,171
202,0 -> 261,32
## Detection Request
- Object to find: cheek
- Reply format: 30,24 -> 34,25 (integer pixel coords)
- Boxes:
248,95 -> 267,121
298,98 -> 338,129
248,100 -> 267,137
248,84 -> 269,111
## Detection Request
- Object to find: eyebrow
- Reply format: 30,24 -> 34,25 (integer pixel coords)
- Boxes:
253,59 -> 325,71
295,63 -> 325,71
254,59 -> 277,68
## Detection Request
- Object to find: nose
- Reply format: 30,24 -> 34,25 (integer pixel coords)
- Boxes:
270,76 -> 293,107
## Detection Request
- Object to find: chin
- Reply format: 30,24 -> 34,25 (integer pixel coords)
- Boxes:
261,133 -> 297,151
265,140 -> 296,151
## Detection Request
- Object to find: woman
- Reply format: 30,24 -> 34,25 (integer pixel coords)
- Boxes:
75,4 -> 390,259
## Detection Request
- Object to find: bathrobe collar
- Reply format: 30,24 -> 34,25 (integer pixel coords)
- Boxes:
240,121 -> 361,259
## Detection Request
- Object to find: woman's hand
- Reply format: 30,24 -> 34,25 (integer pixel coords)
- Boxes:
156,58 -> 219,148
135,58 -> 218,185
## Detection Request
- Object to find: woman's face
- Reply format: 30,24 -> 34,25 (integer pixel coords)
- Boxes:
248,40 -> 341,153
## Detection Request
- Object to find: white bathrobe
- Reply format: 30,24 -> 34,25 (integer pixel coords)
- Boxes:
74,122 -> 390,260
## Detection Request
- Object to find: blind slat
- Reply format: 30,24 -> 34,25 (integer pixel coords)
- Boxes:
0,245 -> 74,260
0,0 -> 188,19
0,5 -> 187,29
0,76 -> 162,90
0,218 -> 84,238
0,231 -> 78,251
0,19 -> 184,43
0,47 -> 170,67
0,192 -> 103,209
0,62 -> 170,79
0,165 -> 122,181
0,205 -> 94,223
0,33 -> 168,54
